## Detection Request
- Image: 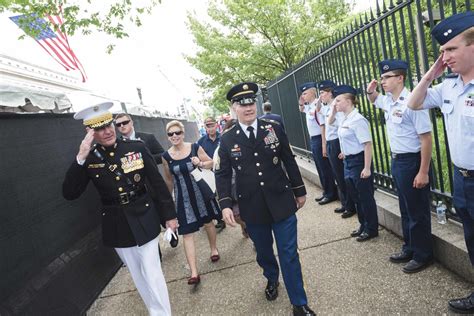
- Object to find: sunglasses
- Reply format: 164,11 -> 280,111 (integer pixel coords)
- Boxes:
115,120 -> 131,127
167,131 -> 183,137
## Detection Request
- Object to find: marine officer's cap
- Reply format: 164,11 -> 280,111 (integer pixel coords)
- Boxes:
378,59 -> 408,74
298,82 -> 317,93
318,80 -> 336,91
333,85 -> 358,97
431,11 -> 474,45
73,102 -> 114,129
226,82 -> 259,105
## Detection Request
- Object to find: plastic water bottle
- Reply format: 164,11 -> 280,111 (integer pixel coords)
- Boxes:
436,201 -> 447,224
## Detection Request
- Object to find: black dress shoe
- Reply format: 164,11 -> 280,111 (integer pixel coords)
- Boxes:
265,281 -> 279,301
448,292 -> 474,314
341,210 -> 356,218
389,251 -> 412,263
350,228 -> 363,237
318,197 -> 337,205
293,304 -> 316,316
334,207 -> 345,213
356,232 -> 378,242
402,259 -> 433,274
315,195 -> 324,202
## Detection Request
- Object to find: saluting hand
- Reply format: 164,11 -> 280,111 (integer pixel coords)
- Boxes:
424,54 -> 446,82
295,196 -> 306,209
413,172 -> 429,189
222,208 -> 236,227
367,79 -> 378,94
77,128 -> 95,161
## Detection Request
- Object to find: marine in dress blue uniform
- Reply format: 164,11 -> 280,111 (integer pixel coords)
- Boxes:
299,82 -> 338,204
318,80 -> 356,218
407,11 -> 474,313
335,85 -> 379,241
368,59 -> 434,273
62,103 -> 177,315
215,82 -> 315,316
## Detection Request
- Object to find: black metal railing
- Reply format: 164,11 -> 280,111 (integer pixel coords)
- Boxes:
267,0 -> 472,222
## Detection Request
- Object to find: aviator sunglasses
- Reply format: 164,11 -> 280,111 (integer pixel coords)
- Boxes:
115,120 -> 131,128
167,130 -> 183,137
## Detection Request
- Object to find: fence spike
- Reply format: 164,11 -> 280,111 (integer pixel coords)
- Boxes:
364,12 -> 369,24
389,0 -> 395,9
370,7 -> 376,20
382,0 -> 388,13
360,14 -> 364,27
376,0 -> 381,16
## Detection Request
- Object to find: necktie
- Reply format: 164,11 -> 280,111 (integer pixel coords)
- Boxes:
247,126 -> 256,145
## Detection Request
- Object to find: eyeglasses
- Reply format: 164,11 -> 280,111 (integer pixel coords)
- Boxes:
379,74 -> 400,81
115,120 -> 130,127
167,131 -> 183,137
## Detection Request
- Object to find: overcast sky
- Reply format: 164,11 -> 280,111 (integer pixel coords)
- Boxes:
0,0 -> 374,114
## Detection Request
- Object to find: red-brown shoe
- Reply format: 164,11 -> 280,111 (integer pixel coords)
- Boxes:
210,253 -> 220,262
188,275 -> 200,285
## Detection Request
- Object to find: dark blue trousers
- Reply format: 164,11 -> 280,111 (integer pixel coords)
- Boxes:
344,152 -> 378,235
453,166 -> 474,265
245,215 -> 307,306
326,139 -> 355,211
392,153 -> 433,262
310,135 -> 337,199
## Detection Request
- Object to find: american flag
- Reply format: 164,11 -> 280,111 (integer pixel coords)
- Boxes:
9,13 -> 87,82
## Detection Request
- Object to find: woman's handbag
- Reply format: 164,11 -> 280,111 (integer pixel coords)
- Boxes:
190,143 -> 216,200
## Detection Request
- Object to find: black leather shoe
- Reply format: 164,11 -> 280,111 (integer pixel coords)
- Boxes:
334,207 -> 345,213
389,251 -> 412,263
341,210 -> 356,218
402,259 -> 433,274
293,304 -> 316,316
350,228 -> 363,237
318,197 -> 337,205
314,195 -> 324,202
356,232 -> 378,242
215,219 -> 226,229
448,292 -> 474,314
265,281 -> 279,301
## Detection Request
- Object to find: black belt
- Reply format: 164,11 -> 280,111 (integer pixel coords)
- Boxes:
102,186 -> 147,205
457,167 -> 474,178
391,152 -> 420,159
310,135 -> 322,139
345,152 -> 364,159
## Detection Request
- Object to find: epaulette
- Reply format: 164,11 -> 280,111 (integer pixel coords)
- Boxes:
222,124 -> 236,135
260,118 -> 280,125
444,73 -> 459,79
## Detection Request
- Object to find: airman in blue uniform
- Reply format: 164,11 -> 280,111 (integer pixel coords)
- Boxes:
408,11 -> 474,313
332,85 -> 379,241
215,82 -> 315,316
367,59 -> 434,273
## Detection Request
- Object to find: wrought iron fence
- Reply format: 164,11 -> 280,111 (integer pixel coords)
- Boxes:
266,0 -> 472,222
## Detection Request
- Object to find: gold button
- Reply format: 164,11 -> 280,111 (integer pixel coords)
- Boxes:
118,187 -> 123,192
254,153 -> 258,156
260,182 -> 264,186
95,174 -> 99,178
109,152 -> 114,157
258,172 -> 262,176
256,163 -> 260,167
116,176 -> 120,181
145,203 -> 149,207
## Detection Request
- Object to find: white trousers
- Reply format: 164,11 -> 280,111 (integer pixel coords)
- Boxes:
115,237 -> 171,316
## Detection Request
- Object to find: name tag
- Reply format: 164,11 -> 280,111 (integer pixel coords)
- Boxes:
88,163 -> 105,169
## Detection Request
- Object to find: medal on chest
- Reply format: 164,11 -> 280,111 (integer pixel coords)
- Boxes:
120,152 -> 144,173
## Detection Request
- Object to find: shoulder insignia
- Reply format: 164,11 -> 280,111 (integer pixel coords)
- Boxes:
444,73 -> 459,79
261,118 -> 280,125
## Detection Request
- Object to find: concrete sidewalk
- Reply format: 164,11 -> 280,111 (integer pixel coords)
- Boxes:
88,178 -> 472,315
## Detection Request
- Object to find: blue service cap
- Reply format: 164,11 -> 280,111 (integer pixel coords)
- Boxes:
431,11 -> 474,45
298,82 -> 317,93
226,82 -> 259,102
378,59 -> 408,74
333,85 -> 358,97
318,80 -> 336,91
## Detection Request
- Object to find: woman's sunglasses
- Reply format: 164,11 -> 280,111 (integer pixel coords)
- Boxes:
115,120 -> 131,127
167,131 -> 183,137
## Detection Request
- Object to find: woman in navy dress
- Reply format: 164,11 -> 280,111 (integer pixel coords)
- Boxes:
162,120 -> 221,285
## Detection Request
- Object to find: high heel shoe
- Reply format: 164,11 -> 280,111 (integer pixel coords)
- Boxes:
210,252 -> 220,262
188,275 -> 200,285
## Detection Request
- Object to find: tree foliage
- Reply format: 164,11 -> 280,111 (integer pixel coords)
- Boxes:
0,0 -> 161,53
186,0 -> 351,112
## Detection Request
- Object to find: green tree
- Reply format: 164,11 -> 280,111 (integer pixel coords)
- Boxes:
0,0 -> 161,52
186,0 -> 351,112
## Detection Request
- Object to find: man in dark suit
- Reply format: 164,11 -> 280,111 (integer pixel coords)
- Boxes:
259,101 -> 285,131
215,82 -> 315,316
115,113 -> 165,164
63,102 -> 177,315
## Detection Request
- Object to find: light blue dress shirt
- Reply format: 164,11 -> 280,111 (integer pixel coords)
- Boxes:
338,108 -> 372,156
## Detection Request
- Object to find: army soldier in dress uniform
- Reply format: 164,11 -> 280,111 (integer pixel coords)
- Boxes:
367,59 -> 434,273
215,82 -> 315,316
408,11 -> 474,314
62,102 -> 177,316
